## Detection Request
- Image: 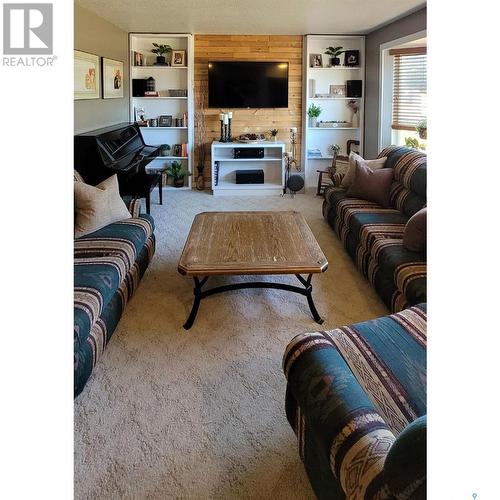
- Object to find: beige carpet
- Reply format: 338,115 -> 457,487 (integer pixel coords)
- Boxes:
74,190 -> 388,499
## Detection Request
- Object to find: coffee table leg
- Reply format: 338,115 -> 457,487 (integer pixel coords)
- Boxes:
297,274 -> 324,325
183,276 -> 207,330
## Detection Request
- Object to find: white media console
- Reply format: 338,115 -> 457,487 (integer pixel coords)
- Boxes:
211,141 -> 285,196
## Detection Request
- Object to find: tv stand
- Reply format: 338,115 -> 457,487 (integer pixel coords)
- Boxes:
211,141 -> 285,196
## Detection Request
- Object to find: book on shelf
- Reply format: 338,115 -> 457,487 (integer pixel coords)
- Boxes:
308,148 -> 322,157
144,91 -> 159,97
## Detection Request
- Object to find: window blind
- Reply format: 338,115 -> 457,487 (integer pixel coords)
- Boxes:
391,47 -> 427,131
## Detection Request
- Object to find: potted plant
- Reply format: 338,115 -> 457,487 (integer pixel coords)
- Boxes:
166,161 -> 191,187
159,144 -> 171,157
415,119 -> 427,140
324,46 -> 344,66
405,137 -> 426,151
151,43 -> 172,65
270,128 -> 279,141
307,103 -> 322,127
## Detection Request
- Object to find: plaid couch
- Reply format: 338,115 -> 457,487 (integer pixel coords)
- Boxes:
323,146 -> 426,312
283,304 -> 427,499
74,199 -> 155,397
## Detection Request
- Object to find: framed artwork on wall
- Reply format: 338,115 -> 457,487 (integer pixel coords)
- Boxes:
74,50 -> 100,100
102,57 -> 124,99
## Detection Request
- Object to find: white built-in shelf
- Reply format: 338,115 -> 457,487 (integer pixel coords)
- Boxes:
213,157 -> 282,162
140,126 -> 188,130
132,66 -> 188,69
133,96 -> 188,100
309,97 -> 361,100
303,35 -> 365,189
130,32 -> 194,189
163,186 -> 191,191
308,66 -> 361,70
309,127 -> 359,130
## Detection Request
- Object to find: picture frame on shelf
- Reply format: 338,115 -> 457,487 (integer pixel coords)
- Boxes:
172,50 -> 186,66
172,144 -> 182,156
329,84 -> 346,97
158,115 -> 172,127
344,50 -> 360,67
74,50 -> 100,100
133,51 -> 144,66
102,57 -> 124,99
309,54 -> 323,68
134,106 -> 146,122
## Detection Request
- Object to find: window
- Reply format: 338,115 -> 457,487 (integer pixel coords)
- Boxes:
391,47 -> 427,131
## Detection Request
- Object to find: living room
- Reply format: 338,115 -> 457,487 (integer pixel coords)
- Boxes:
3,1 -> 499,499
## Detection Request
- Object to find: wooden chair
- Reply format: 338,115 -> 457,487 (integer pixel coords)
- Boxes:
316,140 -> 360,196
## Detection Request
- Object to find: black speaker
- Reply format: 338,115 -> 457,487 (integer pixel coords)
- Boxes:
236,169 -> 264,184
346,80 -> 362,98
234,148 -> 264,159
132,79 -> 147,97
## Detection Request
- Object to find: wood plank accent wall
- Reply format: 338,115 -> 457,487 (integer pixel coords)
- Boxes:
194,35 -> 303,187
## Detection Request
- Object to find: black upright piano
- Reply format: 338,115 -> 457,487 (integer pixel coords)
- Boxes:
74,122 -> 162,214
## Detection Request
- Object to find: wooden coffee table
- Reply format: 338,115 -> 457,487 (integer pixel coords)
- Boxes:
178,211 -> 328,329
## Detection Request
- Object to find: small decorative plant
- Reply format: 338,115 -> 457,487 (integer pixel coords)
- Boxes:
307,103 -> 322,127
328,144 -> 341,156
415,119 -> 427,140
405,137 -> 426,151
270,128 -> 279,141
166,160 -> 191,187
325,46 -> 344,66
151,43 -> 172,65
159,144 -> 171,156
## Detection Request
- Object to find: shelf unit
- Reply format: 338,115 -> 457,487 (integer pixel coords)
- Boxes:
129,33 -> 194,189
211,142 -> 285,196
303,35 -> 365,188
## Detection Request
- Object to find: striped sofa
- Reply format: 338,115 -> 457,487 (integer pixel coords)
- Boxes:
74,199 -> 155,397
323,146 -> 426,312
283,304 -> 426,499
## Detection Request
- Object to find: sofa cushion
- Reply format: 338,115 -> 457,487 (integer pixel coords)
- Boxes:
74,174 -> 131,238
75,214 -> 154,267
341,152 -> 387,188
74,255 -> 129,348
347,161 -> 394,207
403,208 -> 427,252
74,215 -> 155,350
370,238 -> 427,306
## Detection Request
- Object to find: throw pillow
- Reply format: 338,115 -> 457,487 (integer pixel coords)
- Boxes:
346,160 -> 394,207
341,152 -> 388,188
74,170 -> 85,183
74,174 -> 131,238
403,208 -> 427,252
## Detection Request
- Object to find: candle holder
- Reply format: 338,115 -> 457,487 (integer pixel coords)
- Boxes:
227,117 -> 233,142
223,123 -> 228,142
220,119 -> 226,142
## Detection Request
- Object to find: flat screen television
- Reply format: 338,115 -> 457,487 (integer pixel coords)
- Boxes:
208,61 -> 289,108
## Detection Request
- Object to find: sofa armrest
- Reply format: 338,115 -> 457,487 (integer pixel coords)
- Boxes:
121,196 -> 142,217
383,415 -> 426,498
283,332 -> 396,498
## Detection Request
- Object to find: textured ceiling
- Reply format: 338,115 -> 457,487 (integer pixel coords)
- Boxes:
76,0 -> 425,35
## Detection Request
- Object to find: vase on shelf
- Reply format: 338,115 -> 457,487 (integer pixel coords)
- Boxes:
331,57 -> 340,66
352,112 -> 359,128
309,117 -> 317,128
